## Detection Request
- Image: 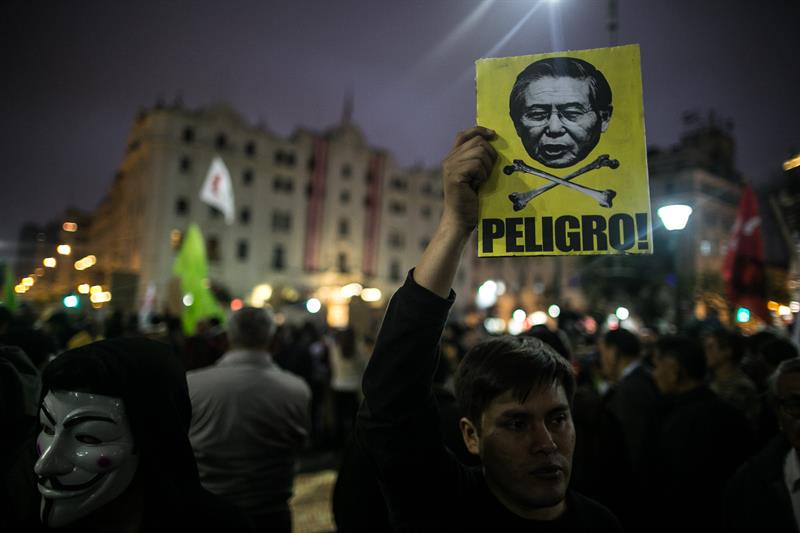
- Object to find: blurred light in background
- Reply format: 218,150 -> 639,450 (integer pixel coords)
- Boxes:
341,283 -> 363,298
483,318 -> 506,334
78,284 -> 90,294
62,222 -> 78,232
361,288 -> 382,303
657,205 -> 693,231
57,244 -> 72,255
250,284 -> 273,307
736,307 -> 751,323
529,311 -> 548,326
63,295 -> 79,308
230,298 -> 243,311
476,280 -> 498,309
615,306 -> 630,321
306,298 -> 321,313
43,257 -> 56,268
182,293 -> 194,307
548,304 -> 561,318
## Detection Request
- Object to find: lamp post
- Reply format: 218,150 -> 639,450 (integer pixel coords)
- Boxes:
657,204 -> 693,332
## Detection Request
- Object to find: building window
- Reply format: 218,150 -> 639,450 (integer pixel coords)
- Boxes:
390,260 -> 402,282
272,245 -> 285,270
389,201 -> 406,214
388,231 -> 405,249
244,141 -> 256,157
274,150 -> 296,166
179,157 -> 191,173
207,237 -> 220,262
182,127 -> 195,143
341,164 -> 352,178
273,176 -> 295,193
240,207 -> 251,225
338,218 -> 350,237
340,190 -> 351,204
363,195 -> 372,208
272,211 -> 291,231
389,177 -> 407,191
175,197 -> 189,216
237,240 -> 249,260
215,133 -> 228,150
420,205 -> 432,219
242,169 -> 254,186
337,253 -> 350,273
421,182 -> 433,195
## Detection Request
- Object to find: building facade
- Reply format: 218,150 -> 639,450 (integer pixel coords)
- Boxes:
85,102 -> 465,328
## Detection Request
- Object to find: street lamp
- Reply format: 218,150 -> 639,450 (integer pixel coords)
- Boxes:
657,204 -> 693,331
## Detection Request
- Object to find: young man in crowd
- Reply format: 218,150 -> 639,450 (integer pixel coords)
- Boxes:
356,127 -> 621,532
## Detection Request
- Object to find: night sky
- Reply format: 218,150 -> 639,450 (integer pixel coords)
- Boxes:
2,0 -> 798,260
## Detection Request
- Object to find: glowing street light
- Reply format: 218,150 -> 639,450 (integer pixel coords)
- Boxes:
78,284 -> 90,294
22,277 -> 34,287
657,204 -> 693,331
57,244 -> 72,255
657,205 -> 693,231
43,257 -> 57,268
615,306 -> 630,321
62,222 -> 78,232
548,304 -> 561,318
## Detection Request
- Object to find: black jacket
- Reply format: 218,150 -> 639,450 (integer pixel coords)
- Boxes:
723,435 -> 798,533
356,272 -> 622,532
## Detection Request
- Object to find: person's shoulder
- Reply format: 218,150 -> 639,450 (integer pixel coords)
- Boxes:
568,491 -> 624,532
264,364 -> 312,397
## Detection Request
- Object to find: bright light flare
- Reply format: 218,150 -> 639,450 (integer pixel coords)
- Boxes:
306,298 -> 321,313
250,284 -> 273,307
57,244 -> 72,255
78,284 -> 90,294
182,293 -> 194,307
548,304 -> 561,318
657,205 -> 693,231
361,288 -> 382,303
43,257 -> 57,268
62,222 -> 78,232
90,291 -> 112,303
341,283 -> 364,298
615,306 -> 630,321
529,311 -> 548,326
22,277 -> 34,287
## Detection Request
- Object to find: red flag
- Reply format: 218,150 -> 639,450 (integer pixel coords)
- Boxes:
722,185 -> 769,321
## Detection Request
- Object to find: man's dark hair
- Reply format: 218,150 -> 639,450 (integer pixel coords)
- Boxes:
509,56 -> 613,126
454,335 -> 575,429
603,328 -> 641,359
524,325 -> 572,361
657,335 -> 706,382
760,337 -> 799,368
227,307 -> 275,349
707,328 -> 745,364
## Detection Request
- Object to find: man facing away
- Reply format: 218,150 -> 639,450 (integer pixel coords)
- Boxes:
188,307 -> 311,533
724,357 -> 800,533
356,127 -> 621,532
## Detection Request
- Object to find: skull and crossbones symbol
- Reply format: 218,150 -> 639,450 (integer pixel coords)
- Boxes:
504,154 -> 620,210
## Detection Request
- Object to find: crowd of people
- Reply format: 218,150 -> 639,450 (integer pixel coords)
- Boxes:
1,126 -> 799,532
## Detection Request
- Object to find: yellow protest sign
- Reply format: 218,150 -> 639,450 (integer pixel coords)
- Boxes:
476,45 -> 651,257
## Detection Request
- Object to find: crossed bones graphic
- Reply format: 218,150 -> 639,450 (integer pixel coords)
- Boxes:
504,154 -> 620,210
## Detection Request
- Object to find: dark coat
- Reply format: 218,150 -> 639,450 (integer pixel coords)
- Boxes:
646,386 -> 755,533
723,435 -> 798,533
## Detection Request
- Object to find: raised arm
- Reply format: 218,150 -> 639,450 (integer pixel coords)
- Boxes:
415,127 -> 497,296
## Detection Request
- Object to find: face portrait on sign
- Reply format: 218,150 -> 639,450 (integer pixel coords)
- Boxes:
509,57 -> 613,169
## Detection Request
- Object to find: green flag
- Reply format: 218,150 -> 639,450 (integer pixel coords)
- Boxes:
172,224 -> 225,335
1,262 -> 16,311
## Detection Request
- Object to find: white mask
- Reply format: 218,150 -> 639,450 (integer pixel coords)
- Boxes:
35,390 -> 138,528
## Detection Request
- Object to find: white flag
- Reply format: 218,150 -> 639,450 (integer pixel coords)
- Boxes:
200,156 -> 235,224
